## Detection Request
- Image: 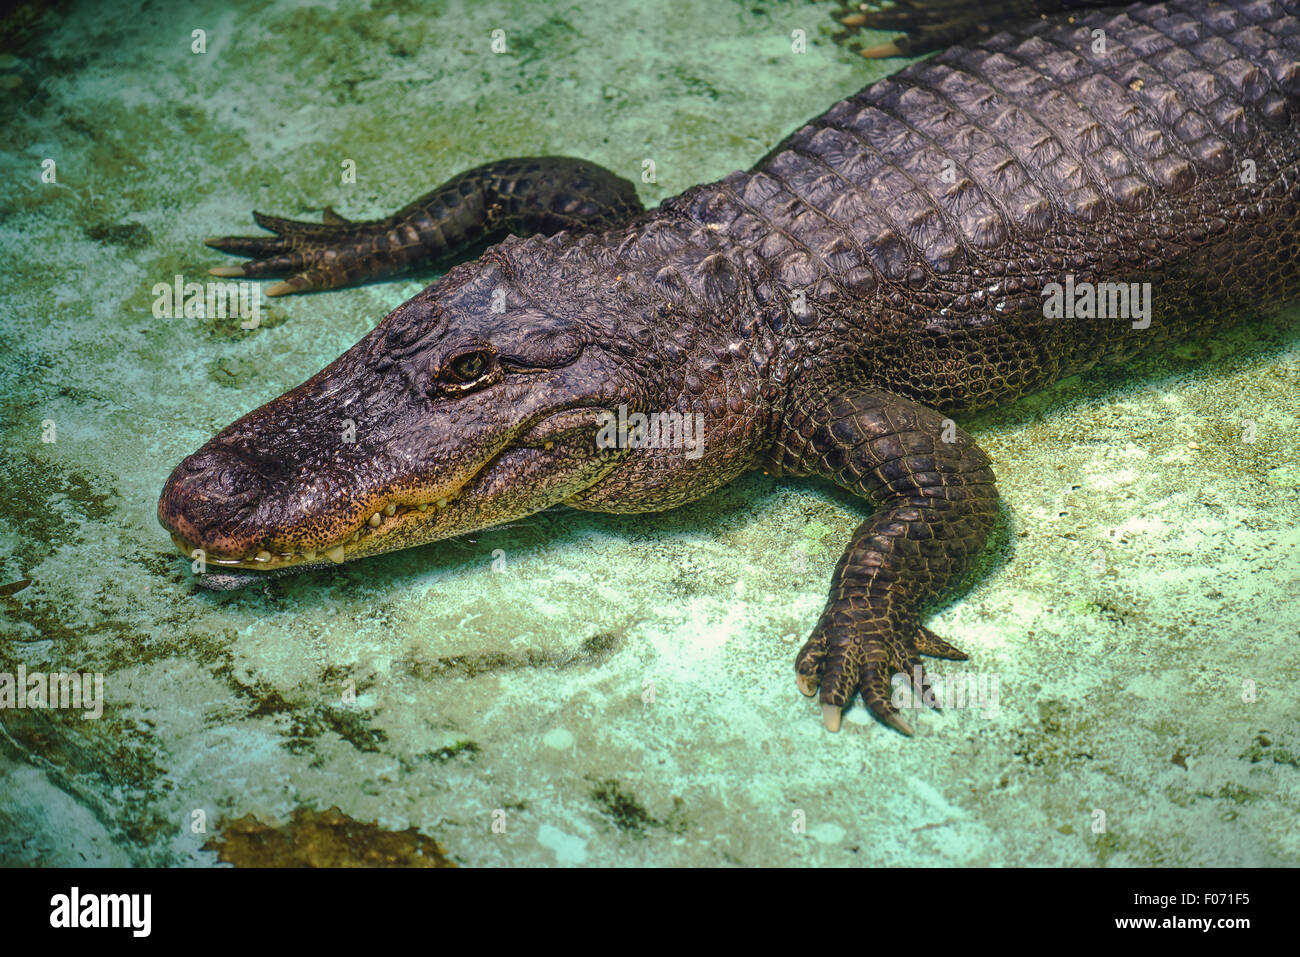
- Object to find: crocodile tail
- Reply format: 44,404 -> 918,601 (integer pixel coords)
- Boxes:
832,0 -> 1126,57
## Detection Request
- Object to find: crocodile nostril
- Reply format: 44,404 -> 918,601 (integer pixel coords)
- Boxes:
175,449 -> 221,476
157,446 -> 267,554
214,463 -> 260,500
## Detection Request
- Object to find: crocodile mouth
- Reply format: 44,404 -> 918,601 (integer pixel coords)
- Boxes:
168,446 -> 520,571
165,408 -> 609,573
168,491 -> 463,570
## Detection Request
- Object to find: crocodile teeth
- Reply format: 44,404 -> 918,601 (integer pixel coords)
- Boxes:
417,503 -> 429,511
368,512 -> 382,527
303,550 -> 317,561
383,502 -> 397,516
255,551 -> 271,562
437,497 -> 448,508
325,545 -> 346,564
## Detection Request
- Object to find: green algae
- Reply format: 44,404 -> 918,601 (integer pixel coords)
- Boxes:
203,805 -> 456,867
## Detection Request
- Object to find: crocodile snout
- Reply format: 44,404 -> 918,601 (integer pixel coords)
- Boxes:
158,446 -> 270,558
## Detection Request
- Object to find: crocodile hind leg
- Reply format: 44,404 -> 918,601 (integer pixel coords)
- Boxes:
205,156 -> 644,295
774,383 -> 999,734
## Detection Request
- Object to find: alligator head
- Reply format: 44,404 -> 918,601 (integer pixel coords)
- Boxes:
158,226 -> 770,583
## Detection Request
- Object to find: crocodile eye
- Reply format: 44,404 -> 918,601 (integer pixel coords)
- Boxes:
446,349 -> 493,384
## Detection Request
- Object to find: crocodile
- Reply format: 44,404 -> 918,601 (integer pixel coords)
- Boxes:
159,0 -> 1300,734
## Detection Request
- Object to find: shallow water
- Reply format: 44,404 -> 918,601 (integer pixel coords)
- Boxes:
1,0 -> 1298,866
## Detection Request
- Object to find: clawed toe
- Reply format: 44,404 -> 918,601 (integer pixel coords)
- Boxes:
204,209 -> 381,295
822,704 -> 842,732
321,205 -> 353,226
795,620 -> 966,735
881,711 -> 914,736
251,209 -> 344,237
914,625 -> 969,660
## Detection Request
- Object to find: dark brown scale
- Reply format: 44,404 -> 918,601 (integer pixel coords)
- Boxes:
731,0 -> 1300,724
171,0 -> 1300,735
717,0 -> 1300,420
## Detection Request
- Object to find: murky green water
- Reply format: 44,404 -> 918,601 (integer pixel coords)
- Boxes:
1,0 -> 1297,866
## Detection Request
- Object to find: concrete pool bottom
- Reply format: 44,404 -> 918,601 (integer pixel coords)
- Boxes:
1,0 -> 1298,866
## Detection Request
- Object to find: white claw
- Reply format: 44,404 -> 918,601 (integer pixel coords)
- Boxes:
822,704 -> 842,733
883,712 -> 915,737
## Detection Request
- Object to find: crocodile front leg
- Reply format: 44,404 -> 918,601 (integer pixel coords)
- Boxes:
775,383 -> 999,734
205,156 -> 644,295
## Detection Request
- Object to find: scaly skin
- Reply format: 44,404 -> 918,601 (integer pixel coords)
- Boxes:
206,157 -> 644,294
161,0 -> 1300,734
